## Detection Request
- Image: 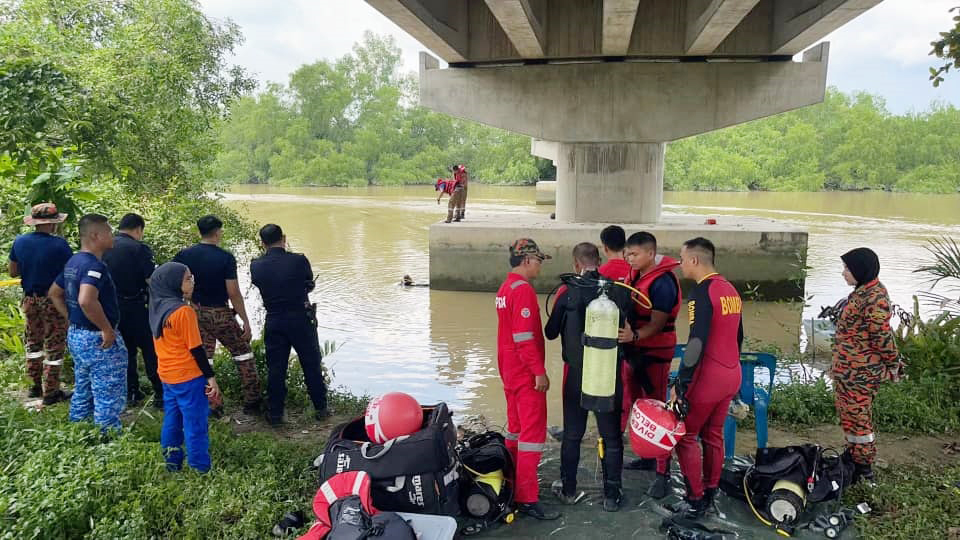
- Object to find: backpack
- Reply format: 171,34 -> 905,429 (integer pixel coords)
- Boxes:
299,471 -> 416,540
458,431 -> 515,523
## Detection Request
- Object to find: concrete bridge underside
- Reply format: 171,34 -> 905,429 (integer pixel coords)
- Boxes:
365,0 -> 882,297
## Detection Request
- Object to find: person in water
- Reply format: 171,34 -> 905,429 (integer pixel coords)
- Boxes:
832,247 -> 902,485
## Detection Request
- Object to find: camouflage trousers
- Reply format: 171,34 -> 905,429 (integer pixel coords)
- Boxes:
445,187 -> 466,222
834,365 -> 881,465
23,296 -> 67,397
195,305 -> 261,407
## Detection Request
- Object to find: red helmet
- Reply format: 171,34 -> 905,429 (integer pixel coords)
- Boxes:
629,398 -> 687,459
364,392 -> 423,444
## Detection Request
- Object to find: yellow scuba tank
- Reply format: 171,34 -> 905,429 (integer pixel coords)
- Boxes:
766,479 -> 806,526
581,290 -> 620,412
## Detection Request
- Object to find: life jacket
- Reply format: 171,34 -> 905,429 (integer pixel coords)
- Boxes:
299,471 -> 415,540
627,255 -> 681,362
453,166 -> 468,187
436,178 -> 456,195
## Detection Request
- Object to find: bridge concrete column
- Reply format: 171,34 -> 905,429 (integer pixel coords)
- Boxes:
555,142 -> 665,223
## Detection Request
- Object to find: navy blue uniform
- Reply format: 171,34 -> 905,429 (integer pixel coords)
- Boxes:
10,231 -> 72,398
250,247 -> 327,420
104,233 -> 161,402
57,252 -> 128,431
173,243 -> 237,307
10,232 -> 72,295
57,252 -> 120,330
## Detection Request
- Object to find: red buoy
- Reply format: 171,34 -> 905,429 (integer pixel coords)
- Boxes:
629,398 -> 687,459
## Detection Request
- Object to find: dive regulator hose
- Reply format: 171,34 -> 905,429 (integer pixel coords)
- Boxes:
545,273 -> 652,317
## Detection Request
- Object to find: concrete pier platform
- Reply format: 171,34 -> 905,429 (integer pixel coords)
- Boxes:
535,181 -> 556,205
429,214 -> 807,300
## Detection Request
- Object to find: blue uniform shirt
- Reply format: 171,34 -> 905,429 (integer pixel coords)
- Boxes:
56,252 -> 120,330
9,232 -> 73,295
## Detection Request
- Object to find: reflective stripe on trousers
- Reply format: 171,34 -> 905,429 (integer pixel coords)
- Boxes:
845,432 -> 875,444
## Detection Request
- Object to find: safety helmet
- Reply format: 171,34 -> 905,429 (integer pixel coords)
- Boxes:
364,392 -> 423,443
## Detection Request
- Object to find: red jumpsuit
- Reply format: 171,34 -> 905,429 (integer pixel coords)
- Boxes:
496,272 -> 547,504
624,256 -> 681,475
675,273 -> 743,500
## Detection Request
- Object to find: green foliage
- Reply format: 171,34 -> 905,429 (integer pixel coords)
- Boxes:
0,399 -> 317,539
0,287 -> 25,391
214,32 -> 549,186
930,6 -> 960,87
666,89 -> 960,192
895,307 -> 960,381
0,0 -> 255,190
767,376 -> 960,434
847,463 -> 960,540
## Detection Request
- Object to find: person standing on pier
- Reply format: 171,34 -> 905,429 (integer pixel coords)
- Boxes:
495,238 -> 559,521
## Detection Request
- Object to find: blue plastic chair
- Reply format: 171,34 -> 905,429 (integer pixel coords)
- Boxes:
670,345 -> 776,458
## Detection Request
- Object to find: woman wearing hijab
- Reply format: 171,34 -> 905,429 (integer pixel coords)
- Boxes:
150,262 -> 221,472
832,248 -> 902,484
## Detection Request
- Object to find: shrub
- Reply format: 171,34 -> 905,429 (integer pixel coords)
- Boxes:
766,376 -> 960,434
0,400 -> 317,539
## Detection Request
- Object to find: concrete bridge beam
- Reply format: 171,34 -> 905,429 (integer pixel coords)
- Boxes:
602,0 -> 641,55
773,0 -> 882,55
484,0 -> 546,58
419,43 -> 829,144
686,0 -> 764,54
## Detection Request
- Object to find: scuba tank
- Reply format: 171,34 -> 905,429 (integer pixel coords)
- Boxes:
766,479 -> 806,526
581,289 -> 620,412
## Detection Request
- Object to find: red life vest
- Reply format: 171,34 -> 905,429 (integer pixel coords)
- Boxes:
436,178 -> 456,195
628,255 -> 681,361
299,471 -> 375,540
454,166 -> 468,187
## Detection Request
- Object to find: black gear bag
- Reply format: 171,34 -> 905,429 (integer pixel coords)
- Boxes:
316,403 -> 461,516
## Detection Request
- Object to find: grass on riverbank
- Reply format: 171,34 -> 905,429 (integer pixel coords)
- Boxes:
0,399 -> 319,539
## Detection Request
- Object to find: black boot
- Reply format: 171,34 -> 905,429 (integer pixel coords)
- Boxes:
28,384 -> 42,398
603,488 -> 623,512
517,502 -> 561,520
42,389 -> 72,406
703,487 -> 719,514
648,473 -> 670,499
671,496 -> 708,520
625,458 -> 656,470
854,463 -> 876,486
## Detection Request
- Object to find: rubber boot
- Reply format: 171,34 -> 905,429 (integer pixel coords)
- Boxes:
854,463 -> 876,486
601,438 -> 624,512
648,473 -> 670,499
453,209 -> 462,222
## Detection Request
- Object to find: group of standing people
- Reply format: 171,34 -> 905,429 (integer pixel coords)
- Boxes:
9,203 -> 329,472
494,226 -> 900,522
493,228 -> 743,520
435,164 -> 469,223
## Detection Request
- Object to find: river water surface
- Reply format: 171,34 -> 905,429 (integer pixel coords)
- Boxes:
222,186 -> 960,424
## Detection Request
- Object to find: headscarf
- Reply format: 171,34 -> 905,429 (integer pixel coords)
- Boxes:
841,247 -> 880,287
149,262 -> 189,339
